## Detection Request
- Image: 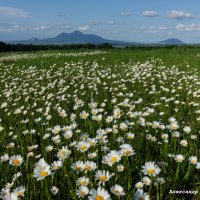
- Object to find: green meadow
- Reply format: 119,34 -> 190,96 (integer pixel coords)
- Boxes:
0,47 -> 200,200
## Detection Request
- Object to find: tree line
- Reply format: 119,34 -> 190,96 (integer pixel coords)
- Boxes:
0,42 -> 113,52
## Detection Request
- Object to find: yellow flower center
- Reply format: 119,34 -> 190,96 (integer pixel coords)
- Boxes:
86,165 -> 91,171
125,150 -> 131,156
96,195 -> 104,200
80,180 -> 86,185
76,166 -> 82,171
40,171 -> 49,177
114,189 -> 120,194
13,159 -> 20,166
60,150 -> 66,156
177,158 -> 182,162
55,129 -> 60,134
17,192 -> 23,197
81,145 -> 87,150
55,165 -> 60,170
191,160 -> 196,164
90,142 -> 94,146
81,113 -> 88,119
111,156 -> 118,162
139,197 -> 145,200
148,168 -> 155,174
100,175 -> 107,182
80,190 -> 86,195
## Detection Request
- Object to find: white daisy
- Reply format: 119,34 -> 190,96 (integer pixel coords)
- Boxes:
110,184 -> 125,196
141,162 -> 161,177
33,158 -> 51,181
133,189 -> 149,200
76,176 -> 90,186
9,155 -> 23,167
76,186 -> 89,198
89,187 -> 111,200
174,154 -> 184,163
95,170 -> 112,186
102,151 -> 121,166
13,186 -> 25,197
189,156 -> 197,165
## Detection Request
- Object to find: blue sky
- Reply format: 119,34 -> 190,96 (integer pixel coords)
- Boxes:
0,0 -> 200,43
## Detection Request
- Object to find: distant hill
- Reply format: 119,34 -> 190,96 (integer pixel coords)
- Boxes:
42,30 -> 107,44
8,30 -> 139,45
158,38 -> 185,45
6,31 -> 186,46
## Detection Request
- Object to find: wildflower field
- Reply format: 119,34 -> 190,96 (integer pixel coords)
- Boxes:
0,47 -> 200,200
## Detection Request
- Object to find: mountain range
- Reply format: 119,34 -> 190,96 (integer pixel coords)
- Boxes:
6,30 -> 185,45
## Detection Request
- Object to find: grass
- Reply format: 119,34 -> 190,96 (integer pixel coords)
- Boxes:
0,47 -> 200,200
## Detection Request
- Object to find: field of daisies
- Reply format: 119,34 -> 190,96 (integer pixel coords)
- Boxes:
0,48 -> 200,200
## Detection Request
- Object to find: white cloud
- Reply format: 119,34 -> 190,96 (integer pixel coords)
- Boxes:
121,12 -> 132,16
0,23 -> 70,32
176,23 -> 200,31
78,25 -> 89,32
0,6 -> 29,18
89,20 -> 102,25
89,20 -> 117,26
142,11 -> 158,17
158,26 -> 167,30
168,10 -> 194,19
107,20 -> 117,25
140,26 -> 167,32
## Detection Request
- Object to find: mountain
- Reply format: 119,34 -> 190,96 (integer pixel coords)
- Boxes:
43,30 -> 108,44
6,32 -> 186,46
7,30 -> 139,45
158,38 -> 185,45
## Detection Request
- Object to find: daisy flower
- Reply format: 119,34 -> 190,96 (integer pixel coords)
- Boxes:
71,161 -> 85,173
117,164 -> 124,172
57,146 -> 71,160
183,126 -> 191,134
174,154 -> 184,163
13,186 -> 25,197
102,151 -> 121,166
80,111 -> 89,119
180,139 -> 188,147
89,187 -> 111,200
135,182 -> 144,190
77,141 -> 90,152
142,176 -> 151,186
120,144 -> 135,157
127,133 -> 135,139
51,186 -> 59,195
119,122 -> 128,131
110,184 -> 125,196
2,192 -> 18,200
133,189 -> 149,200
52,125 -> 61,134
76,176 -> 90,186
95,170 -> 112,186
76,186 -> 89,198
88,152 -> 97,159
51,160 -> 63,170
9,155 -> 23,167
84,161 -> 97,172
141,162 -> 161,177
168,122 -> 179,131
33,158 -> 51,181
1,154 -> 9,162
196,162 -> 200,169
188,156 -> 197,165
